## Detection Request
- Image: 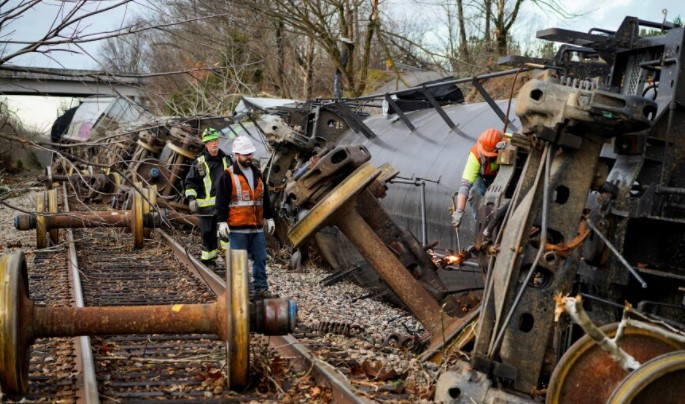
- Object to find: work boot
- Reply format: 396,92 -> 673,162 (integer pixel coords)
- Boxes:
201,260 -> 217,269
254,290 -> 279,300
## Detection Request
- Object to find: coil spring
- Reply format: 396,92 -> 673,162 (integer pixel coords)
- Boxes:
317,321 -> 362,337
383,333 -> 427,353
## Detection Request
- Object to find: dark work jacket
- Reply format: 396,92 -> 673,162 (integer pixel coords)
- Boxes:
184,150 -> 233,202
216,162 -> 274,231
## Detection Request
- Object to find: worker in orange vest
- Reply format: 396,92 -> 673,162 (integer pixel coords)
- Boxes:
452,128 -> 507,228
216,136 -> 275,299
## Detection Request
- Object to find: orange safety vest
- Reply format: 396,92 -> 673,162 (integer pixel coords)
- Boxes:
470,145 -> 498,177
226,166 -> 264,227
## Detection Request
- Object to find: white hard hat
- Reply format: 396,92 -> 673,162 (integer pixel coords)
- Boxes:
232,136 -> 256,154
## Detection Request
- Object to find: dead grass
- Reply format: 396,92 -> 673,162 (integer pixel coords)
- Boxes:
464,71 -> 533,103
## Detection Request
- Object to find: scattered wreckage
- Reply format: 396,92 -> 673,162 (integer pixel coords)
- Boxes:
41,15 -> 685,403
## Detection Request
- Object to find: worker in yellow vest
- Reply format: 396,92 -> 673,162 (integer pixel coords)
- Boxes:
452,128 -> 507,228
184,128 -> 232,268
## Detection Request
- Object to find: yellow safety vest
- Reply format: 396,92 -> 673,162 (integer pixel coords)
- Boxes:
194,155 -> 229,207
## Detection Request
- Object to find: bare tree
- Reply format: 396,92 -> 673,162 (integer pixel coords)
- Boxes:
0,1 -> 144,66
456,0 -> 469,61
233,0 -> 382,97
492,0 -> 524,56
294,36 -> 317,99
483,0 -> 493,46
98,20 -> 149,74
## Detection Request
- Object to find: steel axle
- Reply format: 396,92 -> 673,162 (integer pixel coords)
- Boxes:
14,187 -> 157,249
0,250 -> 297,394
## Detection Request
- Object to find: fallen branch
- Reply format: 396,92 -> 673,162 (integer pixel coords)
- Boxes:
623,307 -> 685,345
554,294 -> 640,371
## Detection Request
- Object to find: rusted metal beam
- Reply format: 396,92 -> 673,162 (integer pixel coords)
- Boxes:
287,161 -> 458,337
47,211 -> 132,228
337,208 -> 444,335
33,303 -> 219,337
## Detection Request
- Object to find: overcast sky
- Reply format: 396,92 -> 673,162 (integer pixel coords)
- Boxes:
2,0 -> 683,69
1,0 -> 683,133
515,0 -> 683,45
2,0 -> 149,69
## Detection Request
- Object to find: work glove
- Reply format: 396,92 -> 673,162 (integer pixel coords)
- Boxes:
451,208 -> 464,228
266,218 -> 275,235
188,198 -> 198,213
219,222 -> 230,238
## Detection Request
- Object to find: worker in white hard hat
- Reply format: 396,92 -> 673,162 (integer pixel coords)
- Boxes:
215,136 -> 276,299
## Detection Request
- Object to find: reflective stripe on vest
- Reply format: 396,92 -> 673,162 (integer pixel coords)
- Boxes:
469,145 -> 498,178
227,166 -> 264,227
196,155 -> 229,207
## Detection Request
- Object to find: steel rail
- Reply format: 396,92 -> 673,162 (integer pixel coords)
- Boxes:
156,228 -> 370,404
269,334 -> 372,404
62,186 -> 100,404
154,228 -> 225,294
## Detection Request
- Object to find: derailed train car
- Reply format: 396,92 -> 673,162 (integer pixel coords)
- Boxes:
247,82 -> 523,298
260,15 -> 685,403
45,13 -> 685,402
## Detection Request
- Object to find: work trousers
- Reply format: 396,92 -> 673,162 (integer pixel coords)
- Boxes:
198,206 -> 228,262
469,175 -> 494,220
229,231 -> 268,292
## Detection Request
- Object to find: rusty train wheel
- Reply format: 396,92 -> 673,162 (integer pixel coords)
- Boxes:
546,323 -> 685,404
35,192 -> 47,249
131,186 -> 144,249
0,252 -> 31,394
287,162 -> 380,247
133,159 -> 172,194
47,188 -> 59,246
167,142 -> 196,159
607,350 -> 685,404
142,186 -> 156,238
45,166 -> 54,190
229,249 -> 249,388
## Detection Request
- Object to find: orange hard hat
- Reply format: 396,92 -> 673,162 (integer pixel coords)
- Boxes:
477,128 -> 504,157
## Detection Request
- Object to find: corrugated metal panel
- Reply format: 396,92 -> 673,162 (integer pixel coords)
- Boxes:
339,100 -> 520,250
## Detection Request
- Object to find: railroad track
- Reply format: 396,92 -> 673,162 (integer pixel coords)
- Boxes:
72,228 -> 232,402
4,185 -> 376,402
6,185 -> 440,402
25,249 -> 80,401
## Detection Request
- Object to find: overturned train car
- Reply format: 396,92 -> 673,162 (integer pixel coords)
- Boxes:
260,78 -> 524,299
264,15 -> 685,404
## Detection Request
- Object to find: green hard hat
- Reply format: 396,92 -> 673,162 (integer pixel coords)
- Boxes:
201,128 -> 221,142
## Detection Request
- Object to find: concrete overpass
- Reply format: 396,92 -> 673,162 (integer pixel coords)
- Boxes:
0,65 -> 146,101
